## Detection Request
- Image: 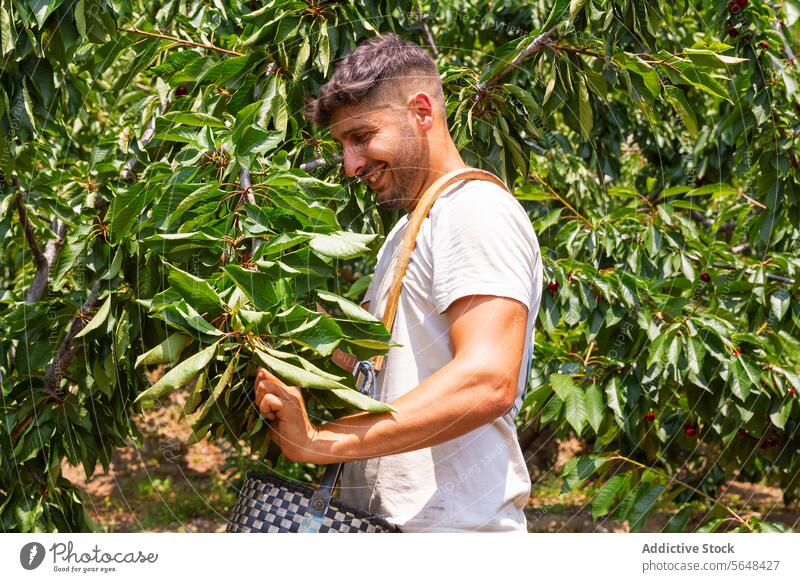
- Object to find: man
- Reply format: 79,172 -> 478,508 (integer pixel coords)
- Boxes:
253,33 -> 543,532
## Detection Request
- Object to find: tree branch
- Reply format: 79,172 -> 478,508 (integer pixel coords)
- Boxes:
43,280 -> 103,400
420,15 -> 439,58
118,27 -> 244,56
300,153 -> 342,172
15,191 -> 46,268
478,27 -> 558,90
27,220 -> 66,303
121,98 -> 171,181
711,263 -> 794,285
528,171 -> 593,229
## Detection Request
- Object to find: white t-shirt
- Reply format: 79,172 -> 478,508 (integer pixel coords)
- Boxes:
339,178 -> 543,532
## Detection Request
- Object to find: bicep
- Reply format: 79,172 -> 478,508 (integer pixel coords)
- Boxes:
446,295 -> 528,378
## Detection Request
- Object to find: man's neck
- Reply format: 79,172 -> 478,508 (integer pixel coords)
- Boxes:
406,155 -> 467,214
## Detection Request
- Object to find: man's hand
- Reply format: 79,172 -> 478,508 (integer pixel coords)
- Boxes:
253,368 -> 319,462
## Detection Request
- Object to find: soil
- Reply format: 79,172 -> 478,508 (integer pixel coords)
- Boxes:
61,393 -> 800,533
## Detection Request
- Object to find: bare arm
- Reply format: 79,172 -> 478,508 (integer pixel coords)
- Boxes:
254,294 -> 528,463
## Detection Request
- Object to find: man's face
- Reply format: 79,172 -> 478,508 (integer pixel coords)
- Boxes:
329,102 -> 430,212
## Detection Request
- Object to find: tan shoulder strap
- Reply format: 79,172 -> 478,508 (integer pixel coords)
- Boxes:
330,167 -> 510,376
380,168 -> 509,333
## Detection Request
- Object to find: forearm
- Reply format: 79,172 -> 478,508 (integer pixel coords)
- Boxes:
307,358 -> 514,463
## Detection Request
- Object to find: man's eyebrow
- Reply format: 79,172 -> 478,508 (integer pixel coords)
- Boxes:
331,124 -> 372,143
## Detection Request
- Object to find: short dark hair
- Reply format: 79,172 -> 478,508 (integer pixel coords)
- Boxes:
304,33 -> 443,128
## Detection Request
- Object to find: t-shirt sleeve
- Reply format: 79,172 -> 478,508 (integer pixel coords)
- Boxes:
431,184 -> 537,315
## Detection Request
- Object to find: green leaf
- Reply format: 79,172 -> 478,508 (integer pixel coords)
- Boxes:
729,359 -> 752,401
222,265 -> 281,311
542,0 -> 570,30
303,231 -> 378,259
769,398 -> 793,430
664,85 -> 697,137
253,348 -> 351,390
584,382 -> 604,433
109,184 -> 157,243
163,185 -> 223,230
628,483 -> 665,531
578,75 -> 593,140
561,455 -> 606,491
1,0 -> 16,55
162,111 -> 225,128
569,0 -> 587,23
604,377 -> 625,426
135,342 -> 220,405
135,333 -> 194,368
273,194 -> 339,228
316,290 -> 379,323
327,388 -> 394,413
683,48 -> 747,67
592,474 -> 626,520
164,261 -> 224,316
194,353 -> 238,422
261,346 -> 345,382
148,300 -> 224,337
74,295 -> 111,339
770,289 -> 790,322
279,314 -> 343,356
565,386 -> 587,435
679,67 -> 731,101
550,373 -> 575,399
30,0 -> 63,28
686,337 -> 705,375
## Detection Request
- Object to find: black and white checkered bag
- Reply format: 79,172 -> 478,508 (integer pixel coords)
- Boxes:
226,463 -> 400,533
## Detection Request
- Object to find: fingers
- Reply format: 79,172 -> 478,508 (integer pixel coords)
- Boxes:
254,368 -> 290,421
257,367 -> 282,385
259,393 -> 283,421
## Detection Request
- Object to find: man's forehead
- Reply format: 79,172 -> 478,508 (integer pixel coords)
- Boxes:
329,102 -> 397,138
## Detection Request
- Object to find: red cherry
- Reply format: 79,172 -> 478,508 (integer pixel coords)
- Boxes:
684,426 -> 697,437
700,272 -> 711,283
644,412 -> 656,423
728,27 -> 739,37
732,348 -> 741,357
737,428 -> 750,438
548,281 -> 559,294
175,85 -> 189,97
729,3 -> 740,14
789,388 -> 796,396
736,0 -> 749,7
759,41 -> 770,49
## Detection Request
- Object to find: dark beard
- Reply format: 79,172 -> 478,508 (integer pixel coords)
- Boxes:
376,120 -> 429,212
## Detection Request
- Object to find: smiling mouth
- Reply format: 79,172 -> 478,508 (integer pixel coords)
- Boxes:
362,164 -> 388,187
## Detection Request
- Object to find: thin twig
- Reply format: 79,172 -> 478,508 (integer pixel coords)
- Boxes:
711,263 -> 794,285
118,27 -> 244,56
605,454 -> 754,531
528,171 -> 593,229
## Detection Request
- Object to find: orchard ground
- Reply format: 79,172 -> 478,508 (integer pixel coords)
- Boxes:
61,391 -> 800,533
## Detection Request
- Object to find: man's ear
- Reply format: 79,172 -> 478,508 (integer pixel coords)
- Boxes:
409,92 -> 434,131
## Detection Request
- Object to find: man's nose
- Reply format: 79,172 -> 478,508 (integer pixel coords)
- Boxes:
342,144 -> 367,178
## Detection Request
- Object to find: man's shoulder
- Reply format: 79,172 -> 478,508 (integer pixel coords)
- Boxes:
431,177 -> 531,227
